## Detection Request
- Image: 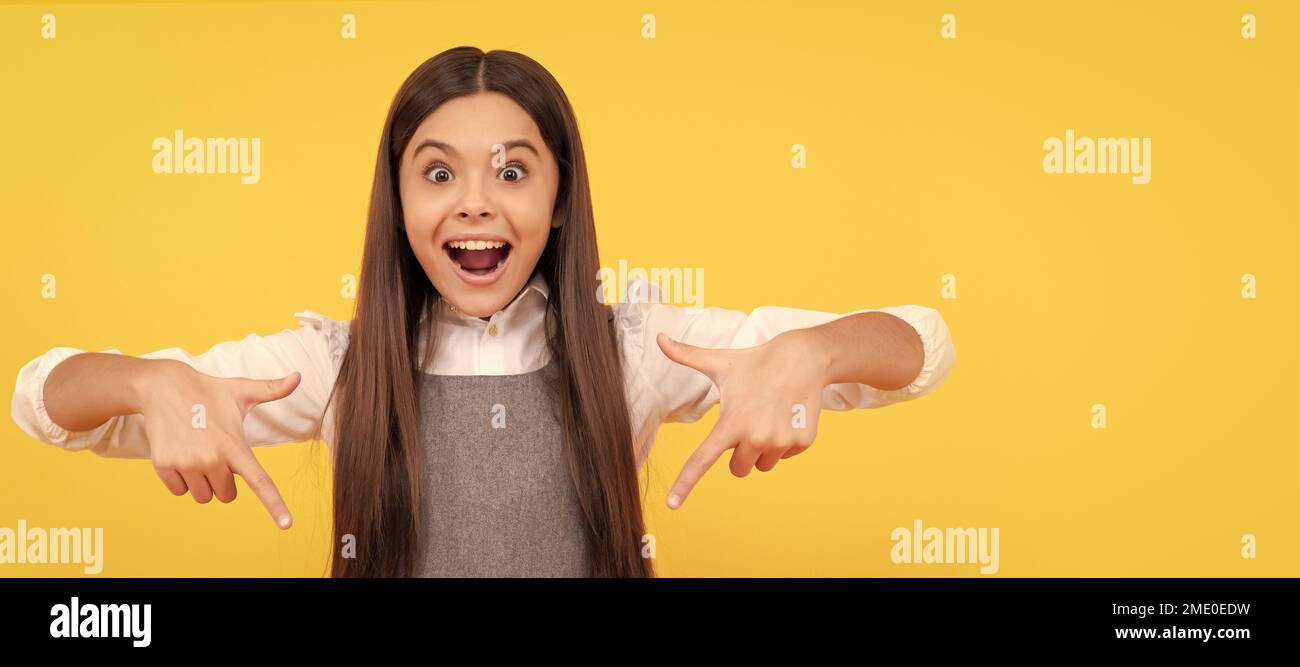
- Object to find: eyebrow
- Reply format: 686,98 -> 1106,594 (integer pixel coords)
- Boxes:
501,139 -> 541,157
412,139 -> 458,158
412,138 -> 540,160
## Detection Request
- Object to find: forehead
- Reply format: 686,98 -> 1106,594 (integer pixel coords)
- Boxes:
407,91 -> 546,156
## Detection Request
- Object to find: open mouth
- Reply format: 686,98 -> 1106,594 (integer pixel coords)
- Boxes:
443,239 -> 512,281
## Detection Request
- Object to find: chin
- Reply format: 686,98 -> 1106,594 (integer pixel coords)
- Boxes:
451,299 -> 501,318
437,277 -> 519,317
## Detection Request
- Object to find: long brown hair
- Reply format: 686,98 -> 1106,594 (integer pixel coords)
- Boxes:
324,46 -> 653,577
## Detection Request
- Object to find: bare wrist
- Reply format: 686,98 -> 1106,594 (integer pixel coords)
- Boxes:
775,327 -> 834,386
127,358 -> 190,412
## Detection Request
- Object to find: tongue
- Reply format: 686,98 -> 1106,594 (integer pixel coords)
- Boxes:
456,247 -> 505,271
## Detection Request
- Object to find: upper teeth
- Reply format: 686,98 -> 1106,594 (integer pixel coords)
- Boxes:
449,240 -> 506,250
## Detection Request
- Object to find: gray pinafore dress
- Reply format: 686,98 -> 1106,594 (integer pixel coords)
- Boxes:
414,360 -> 595,577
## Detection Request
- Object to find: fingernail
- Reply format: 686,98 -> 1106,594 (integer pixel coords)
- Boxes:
278,515 -> 292,529
667,493 -> 680,509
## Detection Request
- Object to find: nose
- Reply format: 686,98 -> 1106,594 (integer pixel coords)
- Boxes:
454,183 -> 495,222
455,203 -> 494,221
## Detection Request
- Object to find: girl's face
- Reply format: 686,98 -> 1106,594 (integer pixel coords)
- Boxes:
398,91 -> 560,318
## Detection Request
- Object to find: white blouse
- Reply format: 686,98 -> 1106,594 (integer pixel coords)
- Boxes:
10,272 -> 956,469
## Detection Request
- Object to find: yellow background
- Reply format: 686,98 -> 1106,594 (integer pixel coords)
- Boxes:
1,0 -> 1296,577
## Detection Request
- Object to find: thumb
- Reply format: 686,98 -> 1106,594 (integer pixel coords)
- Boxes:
656,333 -> 723,379
239,372 -> 301,411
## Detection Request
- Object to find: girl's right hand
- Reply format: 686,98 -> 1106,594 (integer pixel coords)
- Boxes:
136,360 -> 300,530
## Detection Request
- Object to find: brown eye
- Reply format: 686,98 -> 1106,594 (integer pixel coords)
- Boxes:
499,163 -> 527,182
425,165 -> 453,183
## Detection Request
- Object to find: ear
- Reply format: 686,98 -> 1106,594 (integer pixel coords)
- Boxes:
550,213 -> 563,229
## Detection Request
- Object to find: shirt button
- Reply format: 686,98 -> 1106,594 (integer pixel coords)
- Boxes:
488,323 -> 499,337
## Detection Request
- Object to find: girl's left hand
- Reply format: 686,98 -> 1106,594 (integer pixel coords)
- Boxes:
656,329 -> 827,510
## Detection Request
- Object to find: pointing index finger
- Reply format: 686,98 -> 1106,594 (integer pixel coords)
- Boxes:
227,445 -> 292,529
667,417 -> 736,510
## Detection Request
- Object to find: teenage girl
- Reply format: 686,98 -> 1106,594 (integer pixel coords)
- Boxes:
11,46 -> 956,577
